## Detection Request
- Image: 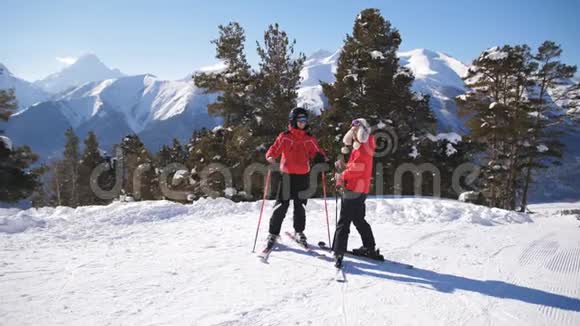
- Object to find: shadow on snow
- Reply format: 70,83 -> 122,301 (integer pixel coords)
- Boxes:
279,245 -> 580,312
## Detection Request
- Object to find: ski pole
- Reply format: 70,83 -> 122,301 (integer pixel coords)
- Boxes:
331,186 -> 338,251
331,184 -> 341,250
335,191 -> 338,226
331,159 -> 344,250
252,168 -> 272,253
321,172 -> 331,247
335,187 -> 339,227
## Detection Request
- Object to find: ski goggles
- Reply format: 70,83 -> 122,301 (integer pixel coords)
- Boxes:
296,116 -> 308,122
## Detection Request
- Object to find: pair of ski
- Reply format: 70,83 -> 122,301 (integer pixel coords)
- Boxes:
317,241 -> 414,270
257,233 -> 412,282
257,232 -> 346,282
316,241 -> 414,282
257,231 -> 327,263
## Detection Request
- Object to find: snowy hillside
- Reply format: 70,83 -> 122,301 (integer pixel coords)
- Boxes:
300,49 -> 340,87
6,74 -> 221,158
0,63 -> 50,110
1,198 -> 579,325
4,48 -> 470,154
398,49 -> 468,131
34,54 -> 124,94
296,48 -> 470,131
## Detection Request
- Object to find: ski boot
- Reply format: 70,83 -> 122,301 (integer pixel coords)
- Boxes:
294,231 -> 308,248
334,253 -> 344,269
352,246 -> 385,261
257,233 -> 279,262
265,233 -> 278,251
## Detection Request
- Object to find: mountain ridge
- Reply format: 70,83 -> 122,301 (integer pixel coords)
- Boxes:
34,54 -> 125,94
0,63 -> 50,110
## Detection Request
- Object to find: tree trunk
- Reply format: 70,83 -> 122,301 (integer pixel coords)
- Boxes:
520,79 -> 548,212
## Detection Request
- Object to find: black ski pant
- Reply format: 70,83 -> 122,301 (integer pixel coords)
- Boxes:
332,190 -> 376,255
268,173 -> 309,235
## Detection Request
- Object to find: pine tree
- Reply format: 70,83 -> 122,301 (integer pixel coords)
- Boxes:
0,88 -> 40,202
0,89 -> 17,126
185,128 -> 210,199
60,128 -> 81,207
253,23 -> 305,134
118,134 -> 157,200
416,137 -> 481,198
46,160 -> 64,206
29,164 -> 53,207
190,22 -> 306,201
0,67 -> 17,125
155,139 -> 191,201
0,143 -> 39,202
194,22 -> 254,127
186,127 -> 230,198
519,41 -> 577,211
459,45 -> 538,209
320,9 -> 434,125
156,145 -> 172,168
78,131 -> 107,206
169,138 -> 188,164
321,8 -> 435,195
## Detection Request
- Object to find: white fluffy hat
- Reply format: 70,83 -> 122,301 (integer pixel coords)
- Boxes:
341,118 -> 371,153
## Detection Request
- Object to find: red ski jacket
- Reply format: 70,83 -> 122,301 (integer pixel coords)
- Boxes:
265,126 -> 325,174
342,135 -> 376,194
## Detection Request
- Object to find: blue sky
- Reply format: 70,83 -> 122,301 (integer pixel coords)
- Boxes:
1,0 -> 579,81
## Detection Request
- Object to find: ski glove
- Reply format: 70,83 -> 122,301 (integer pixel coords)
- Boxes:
313,152 -> 329,165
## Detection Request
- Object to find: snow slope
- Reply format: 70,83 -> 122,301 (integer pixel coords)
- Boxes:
0,135 -> 12,150
1,198 -> 579,325
0,63 -> 50,110
54,74 -> 199,132
34,54 -> 124,94
300,49 -> 340,87
398,49 -> 468,132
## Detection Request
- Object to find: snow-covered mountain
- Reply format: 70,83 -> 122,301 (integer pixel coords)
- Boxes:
34,54 -> 124,94
299,49 -> 340,87
7,48 -> 468,158
6,74 -> 221,158
297,48 -> 470,131
0,63 -> 50,110
399,49 -> 469,131
295,49 -> 340,115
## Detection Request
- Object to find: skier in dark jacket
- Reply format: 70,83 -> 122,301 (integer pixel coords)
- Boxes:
332,118 -> 381,269
263,107 -> 327,251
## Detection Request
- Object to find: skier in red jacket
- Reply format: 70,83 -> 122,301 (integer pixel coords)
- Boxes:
332,118 -> 381,269
263,107 -> 327,251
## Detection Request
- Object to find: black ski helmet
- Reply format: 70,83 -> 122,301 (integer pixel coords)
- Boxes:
289,107 -> 309,128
